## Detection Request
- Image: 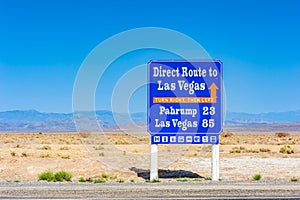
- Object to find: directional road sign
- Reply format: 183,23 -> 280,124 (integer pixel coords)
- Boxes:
148,60 -> 222,144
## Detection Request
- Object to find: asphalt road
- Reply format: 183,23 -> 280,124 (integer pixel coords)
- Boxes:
0,181 -> 299,199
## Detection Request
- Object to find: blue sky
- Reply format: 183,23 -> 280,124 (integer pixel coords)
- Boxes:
0,0 -> 299,114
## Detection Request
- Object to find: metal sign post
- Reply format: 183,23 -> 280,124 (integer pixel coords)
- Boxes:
212,144 -> 220,181
150,144 -> 158,180
148,60 -> 222,181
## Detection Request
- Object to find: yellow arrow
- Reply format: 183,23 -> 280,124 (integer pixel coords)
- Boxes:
209,83 -> 219,103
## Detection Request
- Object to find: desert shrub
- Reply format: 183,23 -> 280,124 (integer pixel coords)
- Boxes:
275,132 -> 290,137
139,138 -> 147,141
10,151 -> 16,156
79,177 -> 93,182
132,150 -> 139,154
59,146 -> 69,150
54,171 -> 72,182
42,145 -> 51,150
99,152 -> 104,156
230,146 -> 262,154
101,173 -> 109,179
229,147 -> 241,153
259,148 -> 271,152
279,145 -> 294,154
252,174 -> 262,180
59,154 -> 70,159
78,177 -> 86,182
109,175 -> 117,180
78,176 -> 94,183
40,153 -> 50,158
291,177 -> 299,182
176,177 -> 189,182
115,139 -> 124,145
130,179 -> 135,182
246,149 -> 259,153
192,178 -> 202,181
86,177 -> 93,182
38,170 -> 54,182
94,178 -> 106,183
117,178 -> 124,183
205,177 -> 212,180
150,179 -> 161,183
146,179 -> 161,183
21,152 -> 28,157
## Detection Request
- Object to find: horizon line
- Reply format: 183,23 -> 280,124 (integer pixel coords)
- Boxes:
1,108 -> 300,115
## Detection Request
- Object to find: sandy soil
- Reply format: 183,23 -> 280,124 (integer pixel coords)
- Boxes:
0,132 -> 299,182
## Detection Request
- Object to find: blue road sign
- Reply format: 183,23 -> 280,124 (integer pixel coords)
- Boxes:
148,60 -> 222,144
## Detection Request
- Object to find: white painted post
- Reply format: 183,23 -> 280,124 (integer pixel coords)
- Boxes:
212,144 -> 220,181
150,144 -> 158,181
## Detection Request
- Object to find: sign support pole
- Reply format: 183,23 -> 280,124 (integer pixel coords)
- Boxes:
212,144 -> 220,181
150,144 -> 158,181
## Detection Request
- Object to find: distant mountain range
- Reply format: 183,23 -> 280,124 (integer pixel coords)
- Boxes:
0,110 -> 146,132
225,110 -> 300,125
0,109 -> 299,132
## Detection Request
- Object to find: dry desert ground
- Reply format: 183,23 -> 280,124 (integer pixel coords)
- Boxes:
0,132 -> 299,182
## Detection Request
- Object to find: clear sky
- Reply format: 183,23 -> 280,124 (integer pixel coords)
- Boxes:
0,0 -> 299,114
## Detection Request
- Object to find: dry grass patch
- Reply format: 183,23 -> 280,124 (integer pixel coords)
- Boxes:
221,132 -> 233,138
229,146 -> 244,153
275,132 -> 290,137
185,152 -> 198,157
93,146 -> 104,150
114,139 -> 128,145
79,132 -> 91,138
4,139 -> 15,144
58,154 -> 71,159
59,146 -> 69,150
99,152 -> 105,156
229,146 -> 269,154
40,153 -> 50,158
